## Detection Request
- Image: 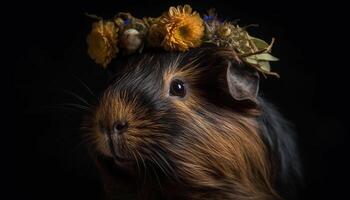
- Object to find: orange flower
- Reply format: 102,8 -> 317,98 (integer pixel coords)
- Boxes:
87,20 -> 119,67
159,5 -> 204,51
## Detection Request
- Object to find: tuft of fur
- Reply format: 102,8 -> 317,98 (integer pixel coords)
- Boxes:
83,45 -> 301,200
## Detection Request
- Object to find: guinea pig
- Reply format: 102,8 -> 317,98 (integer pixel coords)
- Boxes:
83,44 -> 301,200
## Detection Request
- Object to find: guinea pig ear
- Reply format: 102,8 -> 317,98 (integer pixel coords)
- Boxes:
226,61 -> 260,103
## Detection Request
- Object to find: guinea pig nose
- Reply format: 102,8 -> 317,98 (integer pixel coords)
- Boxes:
112,121 -> 128,135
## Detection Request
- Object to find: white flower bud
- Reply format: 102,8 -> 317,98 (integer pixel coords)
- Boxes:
120,28 -> 142,54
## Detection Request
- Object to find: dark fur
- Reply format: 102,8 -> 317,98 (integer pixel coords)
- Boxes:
258,100 -> 302,199
84,45 -> 301,200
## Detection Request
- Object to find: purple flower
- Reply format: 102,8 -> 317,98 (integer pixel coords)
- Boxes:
203,15 -> 214,22
123,19 -> 131,25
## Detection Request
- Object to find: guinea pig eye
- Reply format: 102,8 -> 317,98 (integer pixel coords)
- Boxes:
169,79 -> 186,98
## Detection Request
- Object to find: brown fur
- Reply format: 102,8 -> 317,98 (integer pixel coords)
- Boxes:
84,47 -> 289,200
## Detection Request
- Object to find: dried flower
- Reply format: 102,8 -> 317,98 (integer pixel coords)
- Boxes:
120,28 -> 143,54
217,25 -> 231,37
160,5 -> 204,51
147,24 -> 164,47
87,20 -> 119,67
85,5 -> 279,77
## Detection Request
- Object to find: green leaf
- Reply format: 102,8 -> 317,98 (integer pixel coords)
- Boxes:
258,61 -> 271,72
244,57 -> 258,65
251,37 -> 269,50
249,53 -> 279,61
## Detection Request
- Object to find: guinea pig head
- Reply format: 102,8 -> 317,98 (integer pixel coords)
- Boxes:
88,46 -> 277,199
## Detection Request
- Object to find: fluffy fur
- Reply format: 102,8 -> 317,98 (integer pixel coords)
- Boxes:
83,45 -> 301,200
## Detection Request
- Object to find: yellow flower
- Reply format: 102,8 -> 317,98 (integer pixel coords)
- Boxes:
87,20 -> 119,68
159,5 -> 204,51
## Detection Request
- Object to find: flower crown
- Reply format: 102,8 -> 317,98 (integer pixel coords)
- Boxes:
86,5 -> 279,77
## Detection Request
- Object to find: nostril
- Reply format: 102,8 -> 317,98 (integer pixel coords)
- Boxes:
112,121 -> 128,135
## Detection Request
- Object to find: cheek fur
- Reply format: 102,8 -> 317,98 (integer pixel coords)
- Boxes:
166,98 -> 277,198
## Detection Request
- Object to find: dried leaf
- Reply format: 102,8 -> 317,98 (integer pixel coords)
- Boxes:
251,37 -> 269,50
85,13 -> 103,20
258,61 -> 271,72
244,57 -> 258,65
248,53 -> 279,61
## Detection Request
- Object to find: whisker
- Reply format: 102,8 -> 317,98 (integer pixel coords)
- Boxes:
79,133 -> 98,147
153,150 -> 175,174
149,157 -> 164,194
70,135 -> 97,157
60,89 -> 91,106
131,150 -> 141,175
41,105 -> 88,113
149,154 -> 171,180
58,103 -> 91,111
71,74 -> 98,101
136,150 -> 148,187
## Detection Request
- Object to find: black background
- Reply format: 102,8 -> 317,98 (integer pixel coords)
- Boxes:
12,0 -> 349,199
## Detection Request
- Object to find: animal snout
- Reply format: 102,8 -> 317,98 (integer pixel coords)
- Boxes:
111,121 -> 128,135
99,120 -> 129,136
